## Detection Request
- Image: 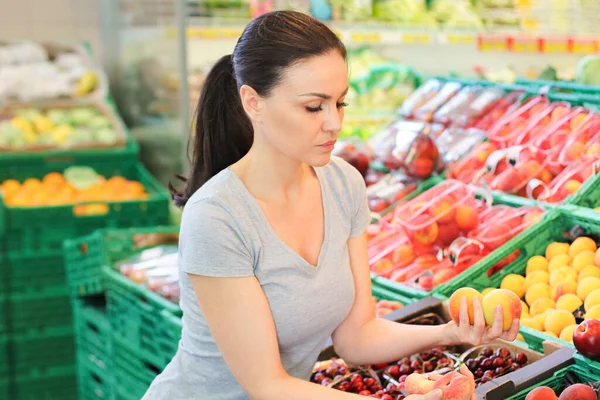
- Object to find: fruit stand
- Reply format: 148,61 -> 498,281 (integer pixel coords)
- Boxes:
4,3 -> 600,397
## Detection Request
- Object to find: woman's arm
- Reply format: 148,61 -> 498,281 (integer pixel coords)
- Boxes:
331,234 -> 520,366
188,273 -> 372,400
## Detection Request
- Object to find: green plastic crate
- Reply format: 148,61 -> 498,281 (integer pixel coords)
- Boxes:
0,295 -> 6,334
0,334 -> 8,378
73,297 -> 111,355
8,286 -> 72,333
113,335 -> 160,400
4,249 -> 65,294
506,363 -> 600,399
0,162 -> 170,254
11,365 -> 78,400
0,378 -> 8,400
371,191 -> 548,302
10,325 -> 75,374
371,283 -> 415,305
63,225 -> 179,297
0,137 -> 139,176
77,345 -> 114,400
106,267 -> 181,370
514,78 -> 600,96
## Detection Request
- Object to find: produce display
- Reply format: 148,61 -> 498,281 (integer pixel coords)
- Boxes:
0,106 -> 124,151
311,303 -> 534,399
0,42 -> 100,103
492,230 -> 600,344
117,244 -> 181,303
0,167 -> 148,212
367,180 -> 544,290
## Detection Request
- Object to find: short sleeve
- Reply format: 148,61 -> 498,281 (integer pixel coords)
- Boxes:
338,159 -> 371,238
179,199 -> 255,277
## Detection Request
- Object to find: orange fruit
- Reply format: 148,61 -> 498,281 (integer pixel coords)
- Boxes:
1,179 -> 21,197
42,172 -> 64,188
22,178 -> 42,192
107,176 -> 128,188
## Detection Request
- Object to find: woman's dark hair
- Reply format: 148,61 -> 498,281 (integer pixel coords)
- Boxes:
170,10 -> 347,207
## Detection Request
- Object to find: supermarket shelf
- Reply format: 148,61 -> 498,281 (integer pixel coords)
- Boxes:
160,19 -> 600,54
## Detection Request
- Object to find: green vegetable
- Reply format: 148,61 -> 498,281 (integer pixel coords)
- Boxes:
575,56 -> 600,86
64,166 -> 103,190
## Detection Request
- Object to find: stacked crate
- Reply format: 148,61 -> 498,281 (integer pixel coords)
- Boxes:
0,45 -> 171,400
64,226 -> 181,400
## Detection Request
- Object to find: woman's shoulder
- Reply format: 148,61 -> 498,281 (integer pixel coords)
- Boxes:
181,170 -> 253,238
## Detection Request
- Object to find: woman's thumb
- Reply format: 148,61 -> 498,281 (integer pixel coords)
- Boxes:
425,389 -> 443,399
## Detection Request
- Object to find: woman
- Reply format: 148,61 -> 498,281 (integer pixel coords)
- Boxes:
144,10 -> 520,400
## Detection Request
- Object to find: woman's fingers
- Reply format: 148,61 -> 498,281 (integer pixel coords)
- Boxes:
459,363 -> 475,380
500,318 -> 521,341
459,296 -> 470,330
486,305 -> 504,340
472,296 -> 486,338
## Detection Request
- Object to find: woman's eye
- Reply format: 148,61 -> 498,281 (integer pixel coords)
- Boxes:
305,106 -> 323,113
337,102 -> 348,109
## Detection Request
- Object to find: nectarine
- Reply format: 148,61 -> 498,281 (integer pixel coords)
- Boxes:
455,205 -> 479,231
558,383 -> 597,400
448,287 -> 483,325
525,386 -> 558,400
482,289 -> 521,331
432,371 -> 475,400
405,373 -> 435,395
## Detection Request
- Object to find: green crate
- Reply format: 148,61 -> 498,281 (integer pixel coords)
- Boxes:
63,225 -> 178,297
12,365 -> 78,400
371,283 -> 415,305
73,297 -> 111,355
10,325 -> 75,374
0,137 -> 139,176
514,78 -> 600,96
371,191 -> 548,302
106,267 -> 180,370
113,336 -> 159,400
0,335 -> 8,378
4,249 -> 65,294
8,286 -> 72,333
0,378 -> 8,400
0,295 -> 6,334
506,363 -> 600,399
0,162 -> 170,254
568,172 -> 600,209
77,345 -> 114,400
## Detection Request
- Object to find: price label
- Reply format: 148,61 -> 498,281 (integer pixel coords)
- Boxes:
478,36 -> 509,52
515,0 -> 533,7
350,32 -> 382,43
446,34 -> 475,45
401,33 -> 432,44
571,39 -> 597,54
185,28 -> 242,39
542,39 -> 568,53
512,38 -> 540,53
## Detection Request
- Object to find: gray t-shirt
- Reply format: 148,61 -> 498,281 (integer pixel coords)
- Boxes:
143,157 -> 371,400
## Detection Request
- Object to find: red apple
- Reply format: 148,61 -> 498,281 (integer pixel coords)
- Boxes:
573,319 -> 600,361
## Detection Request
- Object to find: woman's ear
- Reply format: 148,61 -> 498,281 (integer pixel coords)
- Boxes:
239,84 -> 263,122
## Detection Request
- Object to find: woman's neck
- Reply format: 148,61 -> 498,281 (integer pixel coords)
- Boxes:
232,145 -> 314,203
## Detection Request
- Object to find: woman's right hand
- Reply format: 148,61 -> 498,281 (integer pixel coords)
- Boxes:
405,389 -> 443,400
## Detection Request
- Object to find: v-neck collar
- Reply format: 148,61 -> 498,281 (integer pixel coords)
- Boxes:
225,167 -> 329,270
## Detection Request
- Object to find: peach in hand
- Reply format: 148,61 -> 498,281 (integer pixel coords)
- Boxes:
405,373 -> 435,395
482,289 -> 522,331
448,288 -> 483,325
432,369 -> 475,400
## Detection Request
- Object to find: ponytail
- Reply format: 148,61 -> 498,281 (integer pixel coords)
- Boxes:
170,54 -> 253,207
